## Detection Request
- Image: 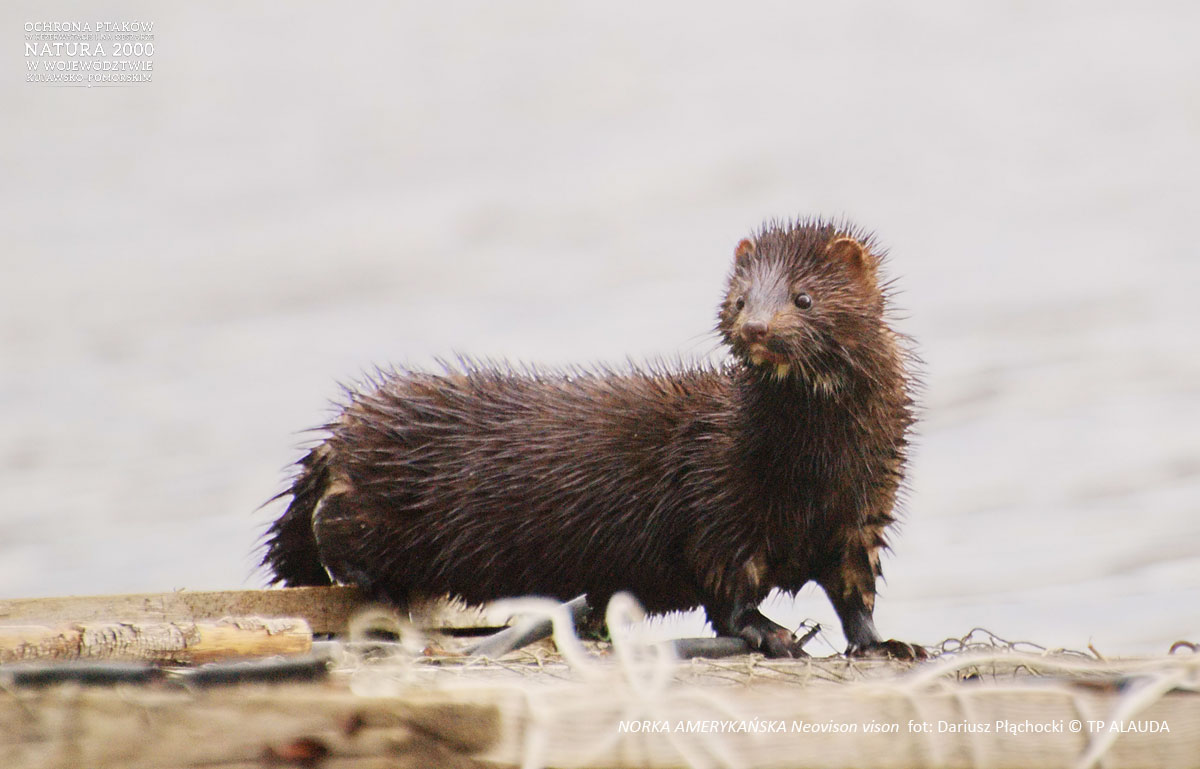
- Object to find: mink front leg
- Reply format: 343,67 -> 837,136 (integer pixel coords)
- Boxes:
817,541 -> 927,660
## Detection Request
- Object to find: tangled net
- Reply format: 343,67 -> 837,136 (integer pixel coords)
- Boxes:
316,596 -> 1198,769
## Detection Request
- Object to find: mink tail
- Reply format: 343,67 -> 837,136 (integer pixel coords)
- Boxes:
260,447 -> 334,586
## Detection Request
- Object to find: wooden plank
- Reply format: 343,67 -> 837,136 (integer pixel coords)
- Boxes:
0,587 -> 499,636
0,684 -> 507,769
0,679 -> 1197,768
0,587 -> 358,636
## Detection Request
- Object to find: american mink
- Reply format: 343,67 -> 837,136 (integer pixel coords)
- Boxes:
262,218 -> 921,658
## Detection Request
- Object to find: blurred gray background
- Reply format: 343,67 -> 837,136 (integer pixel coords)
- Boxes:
3,2 -> 1197,654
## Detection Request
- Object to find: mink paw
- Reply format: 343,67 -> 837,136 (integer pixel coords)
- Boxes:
847,639 -> 928,661
756,627 -> 811,659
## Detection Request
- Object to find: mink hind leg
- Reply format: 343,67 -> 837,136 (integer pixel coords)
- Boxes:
702,590 -> 809,659
309,487 -> 414,607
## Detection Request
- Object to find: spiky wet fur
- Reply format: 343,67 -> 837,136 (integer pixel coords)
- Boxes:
261,217 -> 917,655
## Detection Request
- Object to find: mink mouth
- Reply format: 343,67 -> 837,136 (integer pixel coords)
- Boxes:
747,343 -> 788,366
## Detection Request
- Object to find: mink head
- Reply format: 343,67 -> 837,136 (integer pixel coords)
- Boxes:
716,219 -> 888,385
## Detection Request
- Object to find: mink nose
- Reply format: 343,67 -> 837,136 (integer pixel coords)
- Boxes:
741,320 -> 770,344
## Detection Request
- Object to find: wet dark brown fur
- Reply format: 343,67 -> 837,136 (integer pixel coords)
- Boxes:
262,218 -> 919,657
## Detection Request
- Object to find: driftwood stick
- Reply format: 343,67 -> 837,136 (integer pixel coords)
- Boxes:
0,660 -> 163,687
466,595 -> 590,658
671,637 -> 751,659
673,621 -> 821,659
181,654 -> 329,687
0,617 -> 311,665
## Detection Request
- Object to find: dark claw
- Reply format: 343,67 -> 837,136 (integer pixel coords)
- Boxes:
847,638 -> 928,661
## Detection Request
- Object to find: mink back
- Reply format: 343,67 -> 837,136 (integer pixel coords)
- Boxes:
305,362 -> 742,613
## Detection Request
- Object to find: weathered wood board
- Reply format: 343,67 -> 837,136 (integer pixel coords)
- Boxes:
0,679 -> 1196,769
0,587 -> 497,636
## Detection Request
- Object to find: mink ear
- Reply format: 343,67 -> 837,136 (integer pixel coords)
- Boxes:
827,237 -> 875,282
734,238 -> 755,266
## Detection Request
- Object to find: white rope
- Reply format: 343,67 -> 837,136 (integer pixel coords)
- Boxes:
325,604 -> 1199,769
1074,655 -> 1200,769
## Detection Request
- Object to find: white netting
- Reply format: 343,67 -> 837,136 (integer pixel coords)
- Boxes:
316,594 -> 1200,769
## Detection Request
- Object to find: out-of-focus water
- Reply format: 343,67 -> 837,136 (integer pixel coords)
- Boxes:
3,2 -> 1197,654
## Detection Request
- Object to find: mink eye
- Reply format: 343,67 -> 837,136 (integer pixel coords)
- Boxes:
794,293 -> 813,310
735,296 -> 746,312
